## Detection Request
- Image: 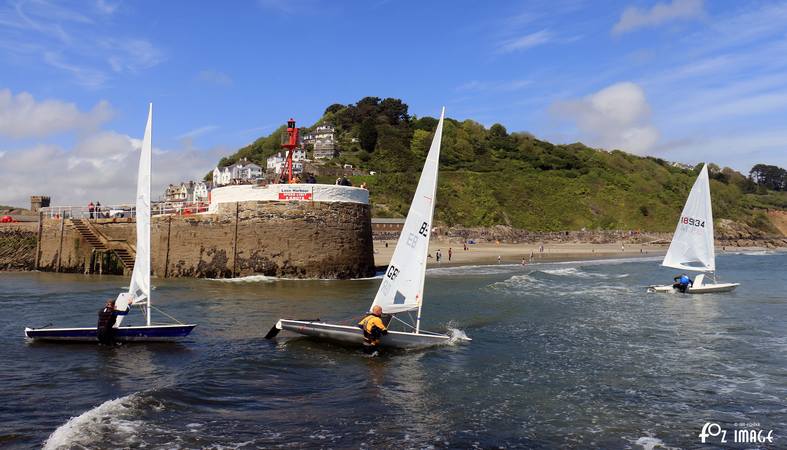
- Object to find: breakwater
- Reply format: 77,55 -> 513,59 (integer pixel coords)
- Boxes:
29,200 -> 375,279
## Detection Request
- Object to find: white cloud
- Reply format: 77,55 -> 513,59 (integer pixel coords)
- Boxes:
655,130 -> 787,171
0,1 -> 164,87
0,89 -> 113,138
102,38 -> 165,73
613,0 -> 704,35
43,51 -> 108,88
176,125 -> 219,140
497,30 -> 552,53
0,132 -> 224,207
197,69 -> 233,86
552,82 -> 659,154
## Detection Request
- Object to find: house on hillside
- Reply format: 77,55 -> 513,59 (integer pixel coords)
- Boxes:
304,125 -> 337,159
267,151 -> 306,175
193,181 -> 210,202
164,181 -> 195,202
213,157 -> 263,186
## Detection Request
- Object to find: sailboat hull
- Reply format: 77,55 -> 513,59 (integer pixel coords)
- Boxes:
648,283 -> 740,294
24,324 -> 196,342
273,319 -> 462,349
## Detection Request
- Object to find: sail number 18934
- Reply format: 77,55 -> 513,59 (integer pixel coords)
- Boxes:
682,216 -> 705,228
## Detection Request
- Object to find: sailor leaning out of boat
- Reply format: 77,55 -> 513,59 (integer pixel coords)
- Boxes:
358,305 -> 387,355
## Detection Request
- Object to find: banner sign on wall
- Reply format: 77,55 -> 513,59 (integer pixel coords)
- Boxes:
278,185 -> 313,201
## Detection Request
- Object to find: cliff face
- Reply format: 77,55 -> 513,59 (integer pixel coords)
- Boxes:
34,200 -> 376,279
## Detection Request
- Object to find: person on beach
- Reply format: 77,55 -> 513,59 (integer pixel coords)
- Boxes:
97,299 -> 121,346
358,305 -> 387,355
448,248 -> 452,262
521,257 -> 526,266
497,255 -> 502,264
672,274 -> 693,293
436,249 -> 442,263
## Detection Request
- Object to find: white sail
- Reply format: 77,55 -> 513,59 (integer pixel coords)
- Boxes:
371,108 -> 445,315
662,164 -> 715,272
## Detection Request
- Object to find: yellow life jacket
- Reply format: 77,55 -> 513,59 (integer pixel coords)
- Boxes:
358,314 -> 386,335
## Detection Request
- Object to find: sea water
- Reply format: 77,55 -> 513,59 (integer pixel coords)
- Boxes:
0,252 -> 785,448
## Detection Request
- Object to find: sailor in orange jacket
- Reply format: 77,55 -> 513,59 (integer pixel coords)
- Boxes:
358,305 -> 387,354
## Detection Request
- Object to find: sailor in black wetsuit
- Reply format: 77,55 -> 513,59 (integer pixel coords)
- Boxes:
97,299 -> 120,346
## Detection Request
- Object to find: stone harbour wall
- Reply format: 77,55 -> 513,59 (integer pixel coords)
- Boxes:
35,200 -> 375,279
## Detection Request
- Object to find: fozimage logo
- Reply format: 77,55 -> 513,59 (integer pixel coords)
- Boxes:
699,422 -> 774,445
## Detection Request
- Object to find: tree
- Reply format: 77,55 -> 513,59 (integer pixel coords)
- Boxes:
359,117 -> 378,152
379,98 -> 409,126
410,129 -> 432,159
324,103 -> 344,115
750,164 -> 786,191
373,124 -> 414,172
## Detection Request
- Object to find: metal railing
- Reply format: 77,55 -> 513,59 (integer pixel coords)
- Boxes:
41,201 -> 211,219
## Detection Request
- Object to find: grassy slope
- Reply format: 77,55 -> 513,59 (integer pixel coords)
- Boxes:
216,103 -> 787,233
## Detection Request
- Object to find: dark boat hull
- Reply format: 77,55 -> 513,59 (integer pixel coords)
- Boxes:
24,324 -> 196,342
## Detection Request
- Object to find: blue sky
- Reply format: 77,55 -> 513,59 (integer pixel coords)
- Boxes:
1,0 -> 786,206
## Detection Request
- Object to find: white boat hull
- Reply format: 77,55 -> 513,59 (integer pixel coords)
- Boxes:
648,283 -> 739,294
271,319 -> 468,349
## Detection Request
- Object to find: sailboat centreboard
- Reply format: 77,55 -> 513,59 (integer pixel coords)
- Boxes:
25,104 -> 196,342
648,164 -> 739,294
267,107 -> 470,349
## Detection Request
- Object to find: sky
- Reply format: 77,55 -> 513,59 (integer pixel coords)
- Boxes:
1,0 -> 786,207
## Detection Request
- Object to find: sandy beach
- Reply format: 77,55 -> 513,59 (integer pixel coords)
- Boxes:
372,239 -> 771,268
373,239 -> 670,268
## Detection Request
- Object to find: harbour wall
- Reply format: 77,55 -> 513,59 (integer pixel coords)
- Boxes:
34,200 -> 376,279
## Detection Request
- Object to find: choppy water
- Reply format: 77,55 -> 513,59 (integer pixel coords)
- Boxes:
1,252 -> 785,449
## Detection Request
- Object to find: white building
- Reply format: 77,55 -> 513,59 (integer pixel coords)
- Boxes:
266,151 -> 307,175
303,125 -> 338,159
213,158 -> 263,186
193,182 -> 210,202
164,181 -> 195,202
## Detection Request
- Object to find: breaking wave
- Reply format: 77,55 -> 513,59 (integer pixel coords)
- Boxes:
426,264 -> 524,277
207,274 -> 277,283
43,393 -> 153,450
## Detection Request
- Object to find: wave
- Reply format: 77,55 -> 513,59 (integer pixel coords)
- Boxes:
426,264 -> 524,277
206,275 -> 277,283
446,326 -> 470,344
43,393 -> 148,450
206,273 -> 383,282
633,436 -> 678,450
740,250 -> 777,256
535,267 -> 629,279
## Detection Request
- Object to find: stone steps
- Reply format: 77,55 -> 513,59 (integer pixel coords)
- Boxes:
70,219 -> 135,270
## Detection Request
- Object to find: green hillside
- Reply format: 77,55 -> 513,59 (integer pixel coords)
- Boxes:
214,97 -> 787,233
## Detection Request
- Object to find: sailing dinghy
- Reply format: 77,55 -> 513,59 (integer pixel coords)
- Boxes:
25,104 -> 196,342
648,164 -> 739,294
267,108 -> 470,349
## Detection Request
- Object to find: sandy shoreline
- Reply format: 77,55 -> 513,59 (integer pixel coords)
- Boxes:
373,240 -> 771,268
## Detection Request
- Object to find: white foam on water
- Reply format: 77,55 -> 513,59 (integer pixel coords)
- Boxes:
446,326 -> 470,344
427,264 -> 523,277
487,273 -> 547,292
43,393 -> 145,450
740,250 -> 776,256
206,275 -> 277,283
633,436 -> 676,450
207,273 -> 383,282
